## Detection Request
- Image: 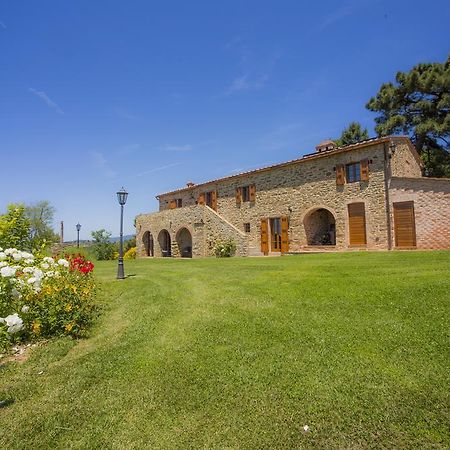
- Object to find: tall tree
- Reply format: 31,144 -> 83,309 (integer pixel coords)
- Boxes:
366,56 -> 450,177
25,201 -> 58,248
335,122 -> 369,147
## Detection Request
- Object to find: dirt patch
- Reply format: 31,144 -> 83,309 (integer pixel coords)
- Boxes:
0,341 -> 45,365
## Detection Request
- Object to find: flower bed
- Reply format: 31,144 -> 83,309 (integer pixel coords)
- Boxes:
0,249 -> 97,352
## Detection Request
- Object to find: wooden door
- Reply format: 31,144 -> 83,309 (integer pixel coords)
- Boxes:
281,216 -> 289,253
270,218 -> 282,252
394,201 -> 416,247
260,219 -> 269,255
348,203 -> 367,246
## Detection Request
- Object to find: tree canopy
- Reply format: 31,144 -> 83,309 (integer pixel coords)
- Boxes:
0,201 -> 58,251
25,200 -> 59,248
335,122 -> 369,147
366,56 -> 450,177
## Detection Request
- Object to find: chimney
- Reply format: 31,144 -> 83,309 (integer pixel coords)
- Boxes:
315,139 -> 337,153
186,181 -> 195,188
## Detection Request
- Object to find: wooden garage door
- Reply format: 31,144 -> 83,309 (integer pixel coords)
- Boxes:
394,201 -> 416,248
348,203 -> 367,246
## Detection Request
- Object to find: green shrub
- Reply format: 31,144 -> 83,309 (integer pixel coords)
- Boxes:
213,239 -> 236,258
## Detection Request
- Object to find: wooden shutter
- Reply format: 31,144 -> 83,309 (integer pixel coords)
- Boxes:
281,216 -> 289,253
360,159 -> 370,181
235,187 -> 242,205
249,184 -> 256,202
348,203 -> 367,246
260,219 -> 269,255
211,190 -> 217,211
198,193 -> 205,205
394,201 -> 416,248
169,200 -> 176,210
336,164 -> 345,185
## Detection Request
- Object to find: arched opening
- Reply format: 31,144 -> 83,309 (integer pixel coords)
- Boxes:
176,228 -> 192,258
158,229 -> 172,257
142,231 -> 154,257
304,208 -> 336,246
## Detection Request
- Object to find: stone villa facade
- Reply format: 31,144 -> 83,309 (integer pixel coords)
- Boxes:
136,136 -> 450,258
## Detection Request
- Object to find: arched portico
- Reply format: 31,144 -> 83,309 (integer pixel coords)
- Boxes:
176,227 -> 192,258
158,229 -> 172,257
142,231 -> 154,256
304,207 -> 336,245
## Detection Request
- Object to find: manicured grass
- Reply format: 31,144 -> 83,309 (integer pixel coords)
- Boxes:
1,252 -> 449,448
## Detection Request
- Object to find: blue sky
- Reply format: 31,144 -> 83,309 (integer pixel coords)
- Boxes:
1,1 -> 449,240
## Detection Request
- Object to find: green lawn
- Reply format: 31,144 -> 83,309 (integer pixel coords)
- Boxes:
1,252 -> 449,448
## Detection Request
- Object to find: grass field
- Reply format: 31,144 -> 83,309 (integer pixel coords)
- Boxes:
1,252 -> 449,448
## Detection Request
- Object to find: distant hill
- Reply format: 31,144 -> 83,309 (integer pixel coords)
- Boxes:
108,234 -> 135,243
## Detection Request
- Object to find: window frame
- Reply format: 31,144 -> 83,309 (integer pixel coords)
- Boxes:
345,162 -> 361,183
242,186 -> 250,202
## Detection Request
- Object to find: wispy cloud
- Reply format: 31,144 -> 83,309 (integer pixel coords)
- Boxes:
0,21 -> 6,30
137,162 -> 182,177
162,144 -> 193,152
117,143 -> 141,156
29,88 -> 64,114
222,37 -> 281,96
113,107 -> 139,121
91,151 -> 115,178
226,73 -> 269,94
318,0 -> 377,31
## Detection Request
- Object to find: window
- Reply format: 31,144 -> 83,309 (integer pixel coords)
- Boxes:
242,186 -> 250,202
205,191 -> 213,207
244,223 -> 251,233
199,190 -> 217,211
346,162 -> 361,183
176,198 -> 182,208
236,184 -> 256,204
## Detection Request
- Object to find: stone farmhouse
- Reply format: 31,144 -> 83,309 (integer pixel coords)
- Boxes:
136,136 -> 450,258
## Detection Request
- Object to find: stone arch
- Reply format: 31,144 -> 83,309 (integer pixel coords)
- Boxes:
158,229 -> 172,257
142,231 -> 154,257
303,207 -> 336,246
176,227 -> 193,258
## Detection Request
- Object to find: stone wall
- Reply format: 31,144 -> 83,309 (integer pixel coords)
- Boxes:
157,141 -> 398,252
390,141 -> 422,178
136,138 -> 450,256
389,177 -> 450,249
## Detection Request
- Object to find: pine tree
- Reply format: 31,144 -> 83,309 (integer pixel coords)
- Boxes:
335,122 -> 369,147
366,56 -> 450,177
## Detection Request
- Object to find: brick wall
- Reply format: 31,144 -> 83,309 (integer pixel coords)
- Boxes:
390,177 -> 450,249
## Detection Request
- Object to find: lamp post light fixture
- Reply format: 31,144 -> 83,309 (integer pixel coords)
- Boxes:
116,187 -> 129,280
76,223 -> 81,248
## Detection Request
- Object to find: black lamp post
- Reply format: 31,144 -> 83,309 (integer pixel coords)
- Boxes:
116,187 -> 128,280
76,223 -> 81,248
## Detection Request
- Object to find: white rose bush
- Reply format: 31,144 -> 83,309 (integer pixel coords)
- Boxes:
0,248 -> 97,352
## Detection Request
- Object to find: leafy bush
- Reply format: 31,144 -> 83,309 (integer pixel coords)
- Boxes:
0,205 -> 31,251
124,247 -> 136,260
91,229 -> 115,260
0,248 -> 97,352
213,239 -> 236,258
